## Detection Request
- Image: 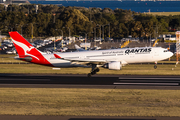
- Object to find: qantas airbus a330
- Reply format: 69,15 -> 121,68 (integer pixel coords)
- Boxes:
9,31 -> 173,77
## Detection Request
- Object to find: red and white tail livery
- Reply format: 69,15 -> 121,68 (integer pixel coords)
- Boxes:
9,31 -> 52,66
9,31 -> 173,77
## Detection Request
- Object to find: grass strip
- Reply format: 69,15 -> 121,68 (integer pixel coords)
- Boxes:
0,88 -> 180,116
0,63 -> 180,75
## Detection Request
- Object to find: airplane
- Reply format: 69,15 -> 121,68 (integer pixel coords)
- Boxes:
75,44 -> 101,51
75,44 -> 86,51
9,31 -> 173,77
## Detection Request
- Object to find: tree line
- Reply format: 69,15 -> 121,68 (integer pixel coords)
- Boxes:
0,4 -> 179,39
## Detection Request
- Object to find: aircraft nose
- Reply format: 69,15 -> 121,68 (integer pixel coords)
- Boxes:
169,51 -> 173,57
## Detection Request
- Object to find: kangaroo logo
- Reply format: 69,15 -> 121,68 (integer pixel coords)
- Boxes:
11,38 -> 40,60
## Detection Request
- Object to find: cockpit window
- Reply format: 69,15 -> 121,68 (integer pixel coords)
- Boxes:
164,50 -> 168,52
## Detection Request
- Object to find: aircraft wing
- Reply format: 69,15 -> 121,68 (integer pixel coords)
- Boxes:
54,54 -> 107,65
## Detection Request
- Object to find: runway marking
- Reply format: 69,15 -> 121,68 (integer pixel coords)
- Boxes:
114,82 -> 179,86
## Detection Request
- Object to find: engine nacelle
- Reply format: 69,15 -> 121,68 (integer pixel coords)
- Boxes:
104,61 -> 122,70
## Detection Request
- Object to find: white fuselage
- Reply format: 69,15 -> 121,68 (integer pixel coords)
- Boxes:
42,47 -> 173,67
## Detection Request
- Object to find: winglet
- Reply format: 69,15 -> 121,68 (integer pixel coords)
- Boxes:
54,54 -> 61,59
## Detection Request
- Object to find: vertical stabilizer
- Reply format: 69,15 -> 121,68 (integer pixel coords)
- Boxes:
9,31 -> 52,66
9,31 -> 41,57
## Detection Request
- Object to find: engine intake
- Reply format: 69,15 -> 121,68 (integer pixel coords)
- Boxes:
103,61 -> 122,70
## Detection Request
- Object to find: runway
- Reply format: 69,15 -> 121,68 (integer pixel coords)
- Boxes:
0,73 -> 180,89
0,73 -> 180,120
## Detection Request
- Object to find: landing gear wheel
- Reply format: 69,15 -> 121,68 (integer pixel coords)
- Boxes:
154,65 -> 157,69
91,71 -> 96,75
88,64 -> 100,77
88,73 -> 91,77
95,68 -> 100,72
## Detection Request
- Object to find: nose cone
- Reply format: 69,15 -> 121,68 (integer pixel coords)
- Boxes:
168,51 -> 174,58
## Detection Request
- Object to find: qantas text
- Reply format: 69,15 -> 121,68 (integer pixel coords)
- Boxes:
125,48 -> 152,54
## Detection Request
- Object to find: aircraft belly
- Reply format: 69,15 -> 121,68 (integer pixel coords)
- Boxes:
153,55 -> 167,62
125,54 -> 153,63
51,62 -> 87,68
88,56 -> 118,62
44,55 -> 72,67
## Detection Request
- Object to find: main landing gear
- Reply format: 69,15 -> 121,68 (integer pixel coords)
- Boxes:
87,64 -> 100,77
154,61 -> 157,69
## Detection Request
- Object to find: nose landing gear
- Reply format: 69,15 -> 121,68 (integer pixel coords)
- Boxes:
154,61 -> 157,69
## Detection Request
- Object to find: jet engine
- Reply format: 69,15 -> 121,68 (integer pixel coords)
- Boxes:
103,61 -> 122,70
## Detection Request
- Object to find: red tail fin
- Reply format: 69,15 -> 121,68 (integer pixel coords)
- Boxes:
9,31 -> 52,66
9,31 -> 41,57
